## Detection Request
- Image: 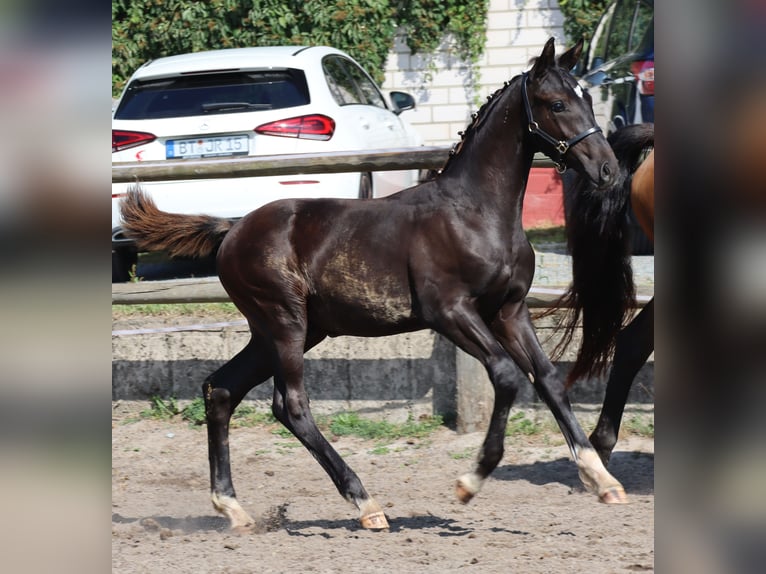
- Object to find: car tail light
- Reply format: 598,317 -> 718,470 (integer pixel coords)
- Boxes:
113,130 -> 156,152
255,114 -> 335,141
631,60 -> 654,96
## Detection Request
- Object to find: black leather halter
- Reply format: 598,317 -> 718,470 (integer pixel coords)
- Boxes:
522,72 -> 602,173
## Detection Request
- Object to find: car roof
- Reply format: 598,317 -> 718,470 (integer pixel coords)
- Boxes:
131,46 -> 346,79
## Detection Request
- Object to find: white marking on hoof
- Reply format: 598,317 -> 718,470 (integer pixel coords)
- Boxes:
359,498 -> 389,530
456,472 -> 483,504
575,448 -> 628,503
211,492 -> 255,530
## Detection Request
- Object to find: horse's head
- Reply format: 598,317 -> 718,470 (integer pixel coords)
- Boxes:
525,38 -> 618,189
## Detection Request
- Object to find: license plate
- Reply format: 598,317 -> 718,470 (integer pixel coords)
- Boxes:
166,134 -> 249,159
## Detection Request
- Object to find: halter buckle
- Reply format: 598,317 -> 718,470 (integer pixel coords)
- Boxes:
555,141 -> 570,154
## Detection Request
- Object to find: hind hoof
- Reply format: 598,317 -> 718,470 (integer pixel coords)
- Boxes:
360,510 -> 389,530
600,486 -> 629,504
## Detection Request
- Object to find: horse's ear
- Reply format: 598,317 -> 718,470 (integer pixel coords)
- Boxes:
531,38 -> 556,77
558,38 -> 584,71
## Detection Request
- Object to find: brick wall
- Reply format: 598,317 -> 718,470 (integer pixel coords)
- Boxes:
384,0 -> 565,146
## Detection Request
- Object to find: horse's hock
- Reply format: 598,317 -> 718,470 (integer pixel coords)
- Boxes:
111,309 -> 654,432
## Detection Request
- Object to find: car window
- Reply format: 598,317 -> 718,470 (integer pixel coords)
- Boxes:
114,70 -> 310,120
322,56 -> 387,109
605,0 -> 634,60
587,1 -> 617,70
629,2 -> 653,52
605,0 -> 653,61
342,60 -> 387,109
323,56 -> 364,105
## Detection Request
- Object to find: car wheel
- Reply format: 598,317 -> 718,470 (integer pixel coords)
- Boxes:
358,172 -> 373,199
112,247 -> 138,283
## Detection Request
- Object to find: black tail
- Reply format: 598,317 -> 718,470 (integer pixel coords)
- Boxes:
552,124 -> 654,386
119,185 -> 233,258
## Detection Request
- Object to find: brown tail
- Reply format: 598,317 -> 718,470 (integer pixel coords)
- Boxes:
119,185 -> 233,258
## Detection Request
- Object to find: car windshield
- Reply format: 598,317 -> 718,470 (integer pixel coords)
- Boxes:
114,69 -> 310,120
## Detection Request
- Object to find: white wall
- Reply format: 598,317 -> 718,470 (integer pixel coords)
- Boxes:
384,0 -> 566,146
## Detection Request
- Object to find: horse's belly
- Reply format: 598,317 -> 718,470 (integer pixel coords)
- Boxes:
310,271 -> 417,336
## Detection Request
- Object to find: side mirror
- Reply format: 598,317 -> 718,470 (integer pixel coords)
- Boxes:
390,91 -> 416,115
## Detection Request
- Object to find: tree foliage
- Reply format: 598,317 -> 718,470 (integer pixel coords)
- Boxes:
557,0 -> 610,47
112,0 -> 489,96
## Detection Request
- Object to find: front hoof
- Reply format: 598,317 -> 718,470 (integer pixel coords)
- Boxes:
455,480 -> 475,504
455,473 -> 482,504
360,510 -> 389,530
600,486 -> 629,504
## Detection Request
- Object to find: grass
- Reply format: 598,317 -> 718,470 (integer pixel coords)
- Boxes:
621,414 -> 654,438
325,412 -> 443,441
112,302 -> 240,318
505,411 -> 545,436
131,398 -> 654,449
134,398 -> 445,444
526,226 -> 566,246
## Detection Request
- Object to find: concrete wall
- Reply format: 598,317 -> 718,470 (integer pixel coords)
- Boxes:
385,0 -> 566,146
112,311 -> 654,431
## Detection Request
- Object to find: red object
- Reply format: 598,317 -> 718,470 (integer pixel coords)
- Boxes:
255,114 -> 336,141
523,167 -> 565,228
112,129 -> 156,152
630,60 -> 654,96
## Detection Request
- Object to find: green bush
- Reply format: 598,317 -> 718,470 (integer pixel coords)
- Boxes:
558,0 -> 610,47
112,0 -> 489,97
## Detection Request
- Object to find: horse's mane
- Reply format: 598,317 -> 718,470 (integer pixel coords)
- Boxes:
549,123 -> 654,386
438,76 -> 518,174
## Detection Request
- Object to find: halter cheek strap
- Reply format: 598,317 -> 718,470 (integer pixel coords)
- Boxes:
522,72 -> 602,173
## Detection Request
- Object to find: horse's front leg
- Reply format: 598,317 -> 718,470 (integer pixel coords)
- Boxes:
490,300 -> 628,504
429,299 -> 524,502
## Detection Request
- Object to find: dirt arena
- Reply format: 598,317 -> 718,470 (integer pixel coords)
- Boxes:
112,404 -> 654,573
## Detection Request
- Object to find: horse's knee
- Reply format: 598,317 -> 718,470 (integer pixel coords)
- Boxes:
488,358 -> 520,400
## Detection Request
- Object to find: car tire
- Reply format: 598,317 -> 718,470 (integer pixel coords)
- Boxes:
112,247 -> 138,283
358,172 -> 373,199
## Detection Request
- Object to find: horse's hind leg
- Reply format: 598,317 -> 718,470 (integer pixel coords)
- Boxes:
204,338 -> 274,530
270,330 -> 389,530
490,301 -> 628,504
590,298 -> 654,466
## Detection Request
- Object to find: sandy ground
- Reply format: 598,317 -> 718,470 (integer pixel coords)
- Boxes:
112,403 -> 654,573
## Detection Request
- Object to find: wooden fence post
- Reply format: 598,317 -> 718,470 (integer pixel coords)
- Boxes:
455,348 -> 494,434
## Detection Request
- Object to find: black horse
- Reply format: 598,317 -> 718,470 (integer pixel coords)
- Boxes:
120,39 -> 625,532
552,123 -> 654,465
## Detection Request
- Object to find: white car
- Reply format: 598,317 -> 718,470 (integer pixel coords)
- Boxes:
112,45 -> 423,281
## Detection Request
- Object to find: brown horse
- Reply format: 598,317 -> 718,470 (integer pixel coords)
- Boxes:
120,39 -> 627,532
553,123 -> 654,465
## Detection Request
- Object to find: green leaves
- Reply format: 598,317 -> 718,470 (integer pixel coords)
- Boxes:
112,0 -> 489,96
558,0 -> 610,47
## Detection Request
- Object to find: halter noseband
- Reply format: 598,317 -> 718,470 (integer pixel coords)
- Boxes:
522,72 -> 602,173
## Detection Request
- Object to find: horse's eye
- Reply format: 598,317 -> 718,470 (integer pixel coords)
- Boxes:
551,101 -> 566,113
